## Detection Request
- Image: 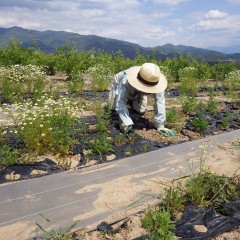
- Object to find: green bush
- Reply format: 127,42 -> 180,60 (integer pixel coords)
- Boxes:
186,170 -> 240,212
181,96 -> 197,114
88,63 -> 113,91
4,95 -> 78,157
0,145 -> 19,167
179,67 -> 199,96
0,64 -> 47,102
143,208 -> 175,240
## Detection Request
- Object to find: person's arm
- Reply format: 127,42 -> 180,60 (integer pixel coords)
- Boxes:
115,76 -> 134,129
154,92 -> 175,136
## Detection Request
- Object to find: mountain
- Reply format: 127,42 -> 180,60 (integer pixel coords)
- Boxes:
0,26 -> 239,62
207,45 -> 240,54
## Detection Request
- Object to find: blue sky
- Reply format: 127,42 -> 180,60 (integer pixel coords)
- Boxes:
0,0 -> 240,52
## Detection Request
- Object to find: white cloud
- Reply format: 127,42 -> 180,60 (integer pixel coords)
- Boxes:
195,14 -> 240,33
153,0 -> 191,6
204,10 -> 228,19
228,0 -> 240,4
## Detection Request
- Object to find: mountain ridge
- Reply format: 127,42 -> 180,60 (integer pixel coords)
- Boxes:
0,26 -> 239,62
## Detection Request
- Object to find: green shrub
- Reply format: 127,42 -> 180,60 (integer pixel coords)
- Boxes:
87,133 -> 113,161
166,107 -> 185,132
0,64 -> 46,102
192,114 -> 209,132
143,208 -> 175,240
224,70 -> 240,103
181,96 -> 197,114
186,169 -> 240,212
207,92 -> 217,116
4,95 -> 78,157
68,69 -> 85,93
88,64 -> 112,91
179,67 -> 199,96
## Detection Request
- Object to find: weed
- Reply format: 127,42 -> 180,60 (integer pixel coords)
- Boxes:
224,70 -> 240,103
162,184 -> 185,217
36,213 -> 79,240
0,145 -> 19,167
142,207 -> 175,240
88,64 -> 112,92
185,169 -> 240,212
57,157 -> 72,170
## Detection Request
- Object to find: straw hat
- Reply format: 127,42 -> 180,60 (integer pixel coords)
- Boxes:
128,63 -> 167,93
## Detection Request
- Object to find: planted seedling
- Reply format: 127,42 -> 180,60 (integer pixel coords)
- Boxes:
166,107 -> 185,132
113,133 -> 127,146
68,69 -> 84,93
87,133 -> 113,161
93,100 -> 111,133
141,143 -> 150,152
221,111 -> 231,130
191,114 -> 210,132
207,92 -> 217,116
181,96 -> 197,114
124,145 -> 134,155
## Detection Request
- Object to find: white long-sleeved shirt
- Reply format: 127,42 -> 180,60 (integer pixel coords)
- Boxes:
108,66 -> 166,128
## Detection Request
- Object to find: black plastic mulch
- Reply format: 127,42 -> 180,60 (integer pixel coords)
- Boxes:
174,201 -> 240,240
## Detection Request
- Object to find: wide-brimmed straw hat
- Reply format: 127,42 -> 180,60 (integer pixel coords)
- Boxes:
128,63 -> 167,93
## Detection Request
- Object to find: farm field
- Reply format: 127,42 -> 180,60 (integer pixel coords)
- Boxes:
0,73 -> 239,183
0,43 -> 239,239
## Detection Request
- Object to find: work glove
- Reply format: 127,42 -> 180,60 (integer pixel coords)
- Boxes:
157,126 -> 176,137
120,124 -> 132,134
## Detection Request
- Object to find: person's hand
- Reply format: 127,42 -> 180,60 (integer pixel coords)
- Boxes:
120,124 -> 132,134
157,126 -> 175,137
